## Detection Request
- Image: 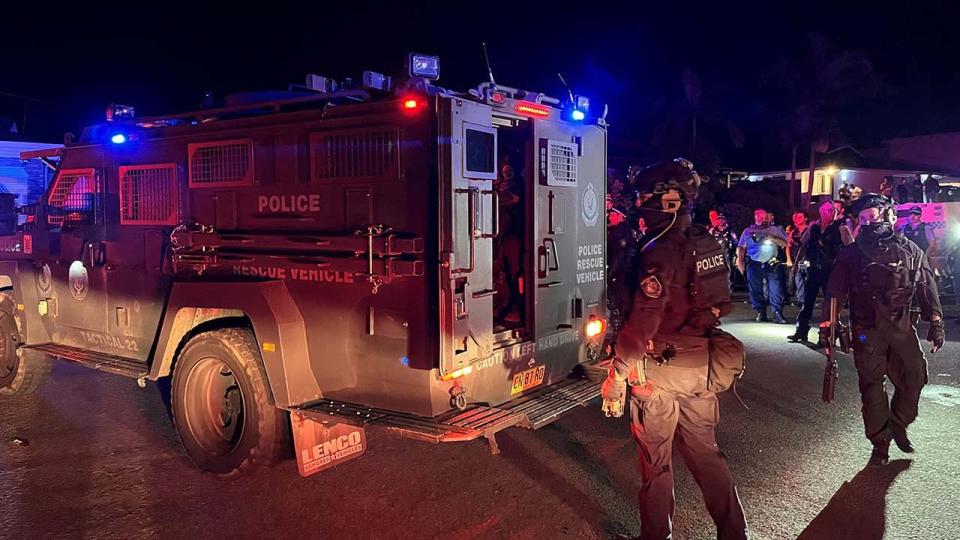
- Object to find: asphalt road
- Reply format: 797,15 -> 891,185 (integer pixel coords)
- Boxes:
2,302 -> 959,539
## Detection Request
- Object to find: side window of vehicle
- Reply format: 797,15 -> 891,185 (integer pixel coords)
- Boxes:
188,139 -> 254,188
47,168 -> 99,226
309,127 -> 400,182
119,164 -> 178,225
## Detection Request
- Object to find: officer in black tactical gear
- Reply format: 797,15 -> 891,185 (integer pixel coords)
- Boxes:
788,200 -> 844,343
709,214 -> 739,291
601,158 -> 748,540
821,193 -> 945,467
607,206 -> 642,341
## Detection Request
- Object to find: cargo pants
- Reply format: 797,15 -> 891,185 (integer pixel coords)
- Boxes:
629,389 -> 748,540
850,325 -> 929,446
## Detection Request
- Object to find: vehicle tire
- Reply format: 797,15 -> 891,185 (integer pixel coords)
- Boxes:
171,328 -> 290,477
0,292 -> 51,396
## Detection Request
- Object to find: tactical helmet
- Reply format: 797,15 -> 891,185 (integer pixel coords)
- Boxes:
630,158 -> 701,214
850,193 -> 896,223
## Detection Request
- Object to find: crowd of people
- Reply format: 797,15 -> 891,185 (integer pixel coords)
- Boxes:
875,173 -> 942,204
601,160 -> 946,539
604,176 -> 948,341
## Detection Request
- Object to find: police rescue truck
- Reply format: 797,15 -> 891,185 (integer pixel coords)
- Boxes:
0,54 -> 609,477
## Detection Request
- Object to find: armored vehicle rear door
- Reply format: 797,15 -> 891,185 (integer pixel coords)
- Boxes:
438,98 -> 497,376
533,121 -> 606,337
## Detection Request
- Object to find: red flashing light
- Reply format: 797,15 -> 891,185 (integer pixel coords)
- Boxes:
489,91 -> 506,104
514,101 -> 551,118
403,98 -> 419,110
585,318 -> 606,338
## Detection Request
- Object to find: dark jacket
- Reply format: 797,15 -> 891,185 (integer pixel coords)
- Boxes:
617,223 -> 731,359
826,233 -> 941,329
799,220 -> 843,270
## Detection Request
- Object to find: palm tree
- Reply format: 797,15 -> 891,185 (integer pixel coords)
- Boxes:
644,68 -> 745,175
765,33 -> 881,208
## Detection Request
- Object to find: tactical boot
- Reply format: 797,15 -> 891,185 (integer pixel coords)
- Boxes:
890,424 -> 915,453
869,440 -> 890,467
773,311 -> 788,324
755,310 -> 768,322
787,326 -> 809,342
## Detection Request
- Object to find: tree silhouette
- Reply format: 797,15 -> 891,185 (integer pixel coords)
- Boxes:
764,33 -> 882,208
644,68 -> 745,175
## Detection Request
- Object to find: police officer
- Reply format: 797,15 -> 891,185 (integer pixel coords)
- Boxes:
736,209 -> 789,323
788,200 -> 844,343
709,213 -> 739,291
821,193 -> 945,466
607,207 -> 642,341
602,158 -> 748,540
898,206 -> 937,256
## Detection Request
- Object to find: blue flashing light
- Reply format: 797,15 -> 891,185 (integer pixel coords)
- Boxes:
859,334 -> 868,343
571,109 -> 586,122
400,356 -> 410,367
408,53 -> 440,80
110,133 -> 127,144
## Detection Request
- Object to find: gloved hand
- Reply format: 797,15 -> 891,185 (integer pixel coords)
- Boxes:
601,375 -> 626,418
927,320 -> 945,353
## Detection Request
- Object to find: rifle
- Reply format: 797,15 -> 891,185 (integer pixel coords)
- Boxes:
822,297 -> 851,403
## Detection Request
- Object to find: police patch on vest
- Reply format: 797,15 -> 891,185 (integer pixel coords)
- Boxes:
640,275 -> 663,298
696,253 -> 727,274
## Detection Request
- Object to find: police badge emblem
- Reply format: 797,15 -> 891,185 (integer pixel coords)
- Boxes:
640,274 -> 663,298
68,261 -> 89,301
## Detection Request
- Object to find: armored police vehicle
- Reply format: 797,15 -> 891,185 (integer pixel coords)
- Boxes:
0,54 -> 608,476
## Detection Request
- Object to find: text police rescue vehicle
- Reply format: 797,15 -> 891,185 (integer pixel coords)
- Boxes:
0,54 -> 609,477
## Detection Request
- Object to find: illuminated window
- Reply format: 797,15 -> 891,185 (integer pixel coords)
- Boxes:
48,168 -> 97,226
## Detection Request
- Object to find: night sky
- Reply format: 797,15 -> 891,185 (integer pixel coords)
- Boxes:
3,1 -> 959,170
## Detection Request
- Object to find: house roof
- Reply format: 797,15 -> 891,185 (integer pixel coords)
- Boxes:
0,140 -> 62,159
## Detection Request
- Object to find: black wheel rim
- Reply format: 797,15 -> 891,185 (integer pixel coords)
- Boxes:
181,356 -> 245,456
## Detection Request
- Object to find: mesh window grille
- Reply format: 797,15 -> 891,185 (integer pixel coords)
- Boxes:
548,141 -> 577,185
311,128 -> 398,180
47,168 -> 96,226
119,164 -> 177,225
188,139 -> 254,187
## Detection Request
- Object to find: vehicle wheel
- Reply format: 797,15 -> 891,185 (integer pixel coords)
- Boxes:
171,328 -> 289,477
0,292 -> 51,396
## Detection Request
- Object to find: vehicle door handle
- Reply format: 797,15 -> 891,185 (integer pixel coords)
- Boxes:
545,238 -> 560,271
80,241 -> 107,267
479,189 -> 499,239
471,289 -> 497,299
452,188 -> 477,274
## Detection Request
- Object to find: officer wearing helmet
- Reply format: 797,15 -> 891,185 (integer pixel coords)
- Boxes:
601,158 -> 748,540
821,193 -> 945,466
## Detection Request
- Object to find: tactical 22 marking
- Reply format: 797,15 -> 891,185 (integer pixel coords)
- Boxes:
79,331 -> 140,353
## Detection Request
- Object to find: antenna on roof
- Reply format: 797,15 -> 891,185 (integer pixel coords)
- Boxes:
557,73 -> 575,104
482,42 -> 497,87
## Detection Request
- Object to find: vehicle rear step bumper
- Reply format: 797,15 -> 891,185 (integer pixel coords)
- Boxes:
290,363 -> 607,454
